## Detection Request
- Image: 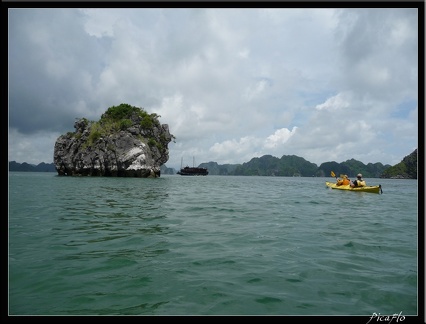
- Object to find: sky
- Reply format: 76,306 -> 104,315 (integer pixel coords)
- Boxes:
8,7 -> 420,171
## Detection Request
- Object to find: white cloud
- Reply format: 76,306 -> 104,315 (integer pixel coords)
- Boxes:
209,136 -> 264,164
8,8 -> 419,170
243,79 -> 271,102
8,128 -> 61,165
264,127 -> 297,149
315,93 -> 350,111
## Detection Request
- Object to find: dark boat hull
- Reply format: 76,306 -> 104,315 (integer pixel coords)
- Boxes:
177,167 -> 208,176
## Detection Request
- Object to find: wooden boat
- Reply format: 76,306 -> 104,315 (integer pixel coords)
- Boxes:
177,166 -> 209,176
177,157 -> 208,176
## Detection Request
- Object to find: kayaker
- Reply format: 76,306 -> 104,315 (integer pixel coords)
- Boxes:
350,173 -> 366,187
336,175 -> 350,186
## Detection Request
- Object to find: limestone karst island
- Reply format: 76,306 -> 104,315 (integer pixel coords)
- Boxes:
53,103 -> 175,178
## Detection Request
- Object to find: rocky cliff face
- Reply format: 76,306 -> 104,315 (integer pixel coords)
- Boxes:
53,104 -> 174,178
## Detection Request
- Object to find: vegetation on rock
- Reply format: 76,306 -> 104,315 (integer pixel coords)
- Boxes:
380,149 -> 417,179
82,103 -> 175,150
53,103 -> 175,177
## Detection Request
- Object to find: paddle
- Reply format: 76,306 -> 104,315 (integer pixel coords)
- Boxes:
331,171 -> 337,179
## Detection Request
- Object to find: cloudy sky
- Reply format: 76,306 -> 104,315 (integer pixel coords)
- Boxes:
8,7 -> 419,171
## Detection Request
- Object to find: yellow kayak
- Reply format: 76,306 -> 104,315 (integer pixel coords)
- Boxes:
325,181 -> 382,194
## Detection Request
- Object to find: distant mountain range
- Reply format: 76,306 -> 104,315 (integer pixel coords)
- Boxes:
8,148 -> 417,179
199,155 -> 392,178
198,149 -> 417,179
9,161 -> 56,172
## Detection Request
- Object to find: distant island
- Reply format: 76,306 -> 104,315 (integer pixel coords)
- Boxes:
9,161 -> 56,172
9,148 -> 417,179
54,103 -> 174,178
198,149 -> 417,179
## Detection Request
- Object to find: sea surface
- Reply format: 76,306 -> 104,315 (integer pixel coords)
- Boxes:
8,172 -> 418,316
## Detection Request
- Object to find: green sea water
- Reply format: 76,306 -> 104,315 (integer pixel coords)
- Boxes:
8,172 -> 418,316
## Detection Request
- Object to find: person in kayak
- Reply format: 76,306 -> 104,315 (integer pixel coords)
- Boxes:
350,173 -> 366,187
336,175 -> 350,186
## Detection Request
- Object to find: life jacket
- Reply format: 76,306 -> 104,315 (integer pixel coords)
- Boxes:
353,179 -> 366,187
337,178 -> 350,186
